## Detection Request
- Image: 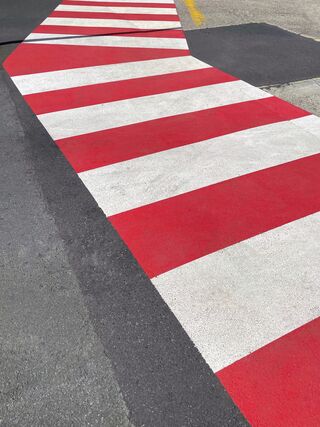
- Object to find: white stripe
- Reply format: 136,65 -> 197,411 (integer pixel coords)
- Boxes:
42,17 -> 180,29
56,5 -> 178,14
78,117 -> 320,216
12,56 -> 208,95
65,0 -> 175,3
153,212 -> 320,372
38,80 -> 270,140
25,32 -> 188,50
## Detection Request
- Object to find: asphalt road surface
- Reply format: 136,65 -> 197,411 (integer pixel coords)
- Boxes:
1,0 -> 320,426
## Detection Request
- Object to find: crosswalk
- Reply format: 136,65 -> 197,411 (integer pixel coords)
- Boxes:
4,0 -> 320,425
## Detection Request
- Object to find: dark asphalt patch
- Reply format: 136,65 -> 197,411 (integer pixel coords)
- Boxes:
185,23 -> 320,86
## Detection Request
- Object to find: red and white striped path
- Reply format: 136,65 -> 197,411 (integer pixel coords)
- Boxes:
4,0 -> 320,424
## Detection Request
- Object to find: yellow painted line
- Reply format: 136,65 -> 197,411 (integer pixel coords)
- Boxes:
183,0 -> 205,27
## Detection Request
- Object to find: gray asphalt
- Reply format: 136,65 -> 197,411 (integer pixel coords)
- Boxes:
0,2 -> 132,421
263,78 -> 320,117
0,1 -> 248,425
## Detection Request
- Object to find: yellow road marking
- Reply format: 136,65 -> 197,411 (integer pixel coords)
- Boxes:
183,0 -> 205,26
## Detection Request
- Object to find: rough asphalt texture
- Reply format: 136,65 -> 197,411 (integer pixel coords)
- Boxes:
0,1 -> 248,425
264,79 -> 320,117
0,69 -> 132,427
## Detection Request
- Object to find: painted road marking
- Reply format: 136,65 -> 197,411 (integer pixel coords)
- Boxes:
50,11 -> 180,21
62,1 -> 177,6
79,119 -> 320,216
37,80 -> 270,140
55,96 -> 308,172
217,317 -> 320,426
56,5 -> 178,14
32,25 -> 184,36
293,113 -> 320,136
4,44 -> 189,75
32,25 -> 185,36
64,0 -> 177,3
4,0 -> 320,424
25,68 -> 235,114
183,0 -> 204,26
153,211 -> 320,369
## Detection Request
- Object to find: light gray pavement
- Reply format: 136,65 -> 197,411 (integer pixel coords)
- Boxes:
176,0 -> 320,116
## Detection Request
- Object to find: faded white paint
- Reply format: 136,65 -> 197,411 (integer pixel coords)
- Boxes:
153,212 -> 320,372
38,80 -> 270,139
79,116 -> 320,216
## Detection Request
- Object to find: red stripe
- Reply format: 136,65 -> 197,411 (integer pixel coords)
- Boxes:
57,97 -> 309,172
62,0 -> 177,7
217,317 -> 320,427
25,68 -> 236,115
51,10 -> 180,21
33,25 -> 185,37
109,154 -> 320,278
4,44 -> 188,76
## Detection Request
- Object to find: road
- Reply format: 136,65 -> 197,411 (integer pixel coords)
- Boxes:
176,0 -> 320,116
0,0 -> 320,425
